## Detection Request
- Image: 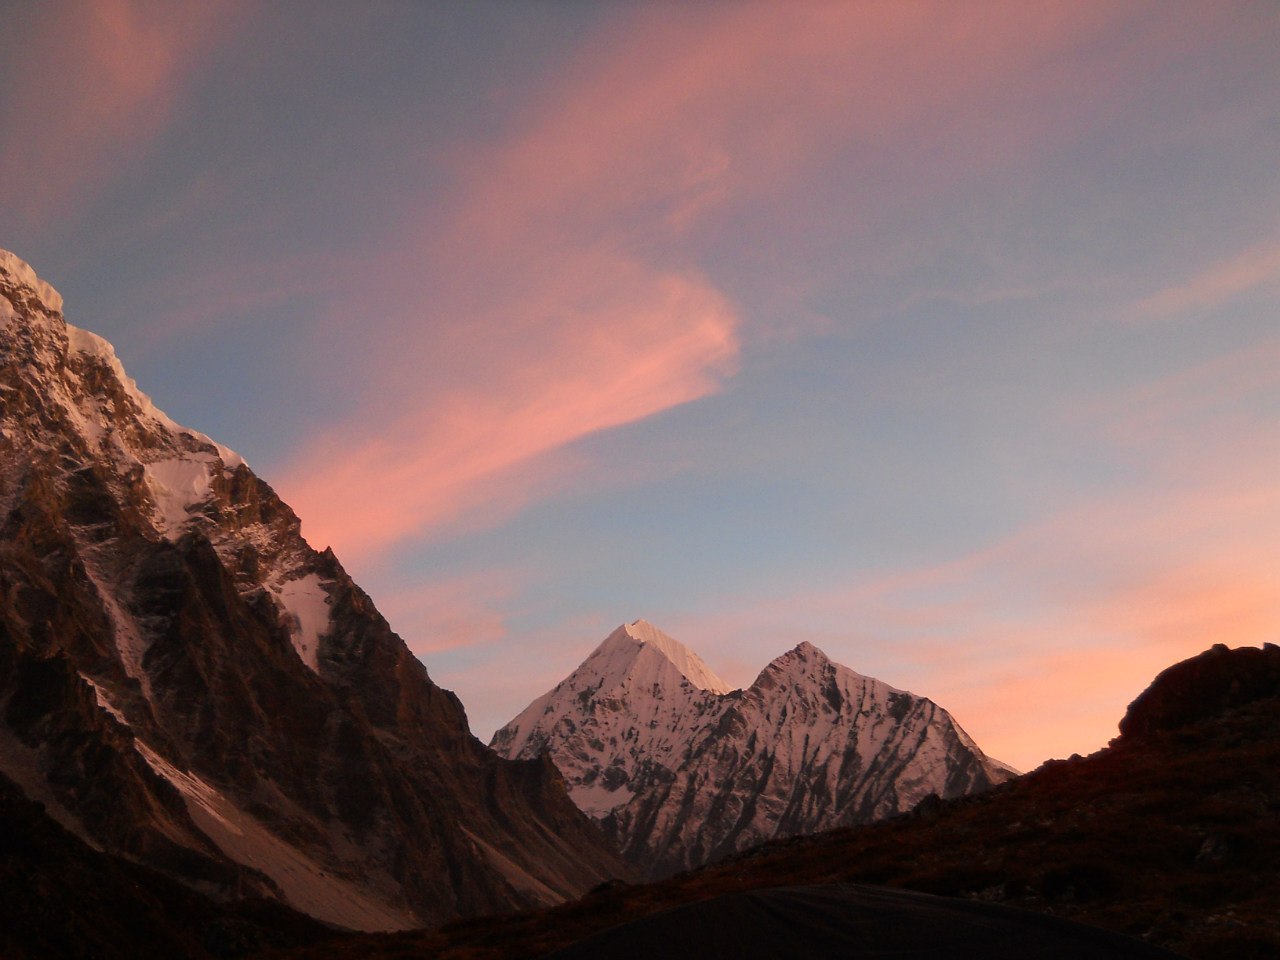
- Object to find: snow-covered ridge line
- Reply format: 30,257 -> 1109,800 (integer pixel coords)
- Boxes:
493,621 -> 1018,876
0,248 -> 244,472
65,324 -> 245,469
492,619 -> 731,773
619,619 -> 732,694
2,250 -> 325,677
0,249 -> 63,313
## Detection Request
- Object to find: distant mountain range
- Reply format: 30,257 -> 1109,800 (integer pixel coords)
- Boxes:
492,619 -> 1015,877
0,249 -> 627,933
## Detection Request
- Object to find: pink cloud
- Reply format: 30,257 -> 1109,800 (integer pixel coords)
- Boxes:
1132,240 -> 1280,318
0,0 -> 241,229
261,3 -> 1280,762
279,264 -> 737,565
931,544 -> 1279,772
274,1 -> 1165,567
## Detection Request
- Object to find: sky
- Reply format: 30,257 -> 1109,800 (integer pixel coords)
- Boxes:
2,0 -> 1277,773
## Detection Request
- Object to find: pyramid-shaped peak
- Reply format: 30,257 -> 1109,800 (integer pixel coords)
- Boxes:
771,640 -> 833,668
599,620 -> 732,694
620,619 -> 676,646
758,640 -> 882,685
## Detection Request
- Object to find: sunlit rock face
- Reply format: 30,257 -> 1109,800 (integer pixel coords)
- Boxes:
0,250 -> 628,931
493,620 -> 1016,878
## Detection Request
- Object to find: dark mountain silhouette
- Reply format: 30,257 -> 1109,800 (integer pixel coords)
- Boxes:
0,769 -> 335,960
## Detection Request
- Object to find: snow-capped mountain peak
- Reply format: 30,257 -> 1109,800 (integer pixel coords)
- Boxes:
611,619 -> 733,695
490,620 -> 733,818
0,249 -> 62,315
0,252 -> 245,533
493,622 -> 1018,877
764,640 -> 831,673
0,251 -> 334,676
754,641 -> 905,696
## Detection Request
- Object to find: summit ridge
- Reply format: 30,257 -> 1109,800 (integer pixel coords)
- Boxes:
493,621 -> 1015,878
612,619 -> 732,694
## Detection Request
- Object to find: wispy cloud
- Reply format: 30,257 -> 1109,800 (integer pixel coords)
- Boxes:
272,0 -> 1151,568
0,0 -> 241,229
279,264 -> 738,565
1132,240 -> 1280,318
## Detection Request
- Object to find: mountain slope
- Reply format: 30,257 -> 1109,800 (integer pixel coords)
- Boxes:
274,643 -> 1280,960
492,620 -> 1014,877
0,769 -> 335,960
0,250 -> 627,931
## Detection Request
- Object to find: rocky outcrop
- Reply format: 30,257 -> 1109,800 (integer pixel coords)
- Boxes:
1118,642 -> 1280,739
0,250 -> 628,931
492,620 -> 1015,878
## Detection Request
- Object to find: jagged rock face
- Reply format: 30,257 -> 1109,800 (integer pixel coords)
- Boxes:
492,620 -> 1016,878
0,251 -> 627,931
1118,642 -> 1280,739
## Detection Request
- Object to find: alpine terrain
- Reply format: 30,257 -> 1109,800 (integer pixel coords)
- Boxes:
318,643 -> 1280,960
0,250 -> 627,932
492,619 -> 1016,877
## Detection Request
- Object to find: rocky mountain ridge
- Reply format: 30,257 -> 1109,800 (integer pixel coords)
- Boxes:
0,250 -> 627,931
492,619 -> 1015,877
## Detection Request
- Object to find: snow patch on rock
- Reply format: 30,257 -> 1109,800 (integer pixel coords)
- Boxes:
0,293 -> 17,331
142,455 -> 217,534
275,573 -> 332,672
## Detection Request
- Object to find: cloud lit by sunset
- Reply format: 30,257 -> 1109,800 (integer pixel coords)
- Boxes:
2,0 -> 1276,774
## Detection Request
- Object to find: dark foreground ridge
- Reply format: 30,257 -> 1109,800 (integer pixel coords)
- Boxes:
542,884 -> 1181,960
264,643 -> 1280,960
0,770 -> 332,960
